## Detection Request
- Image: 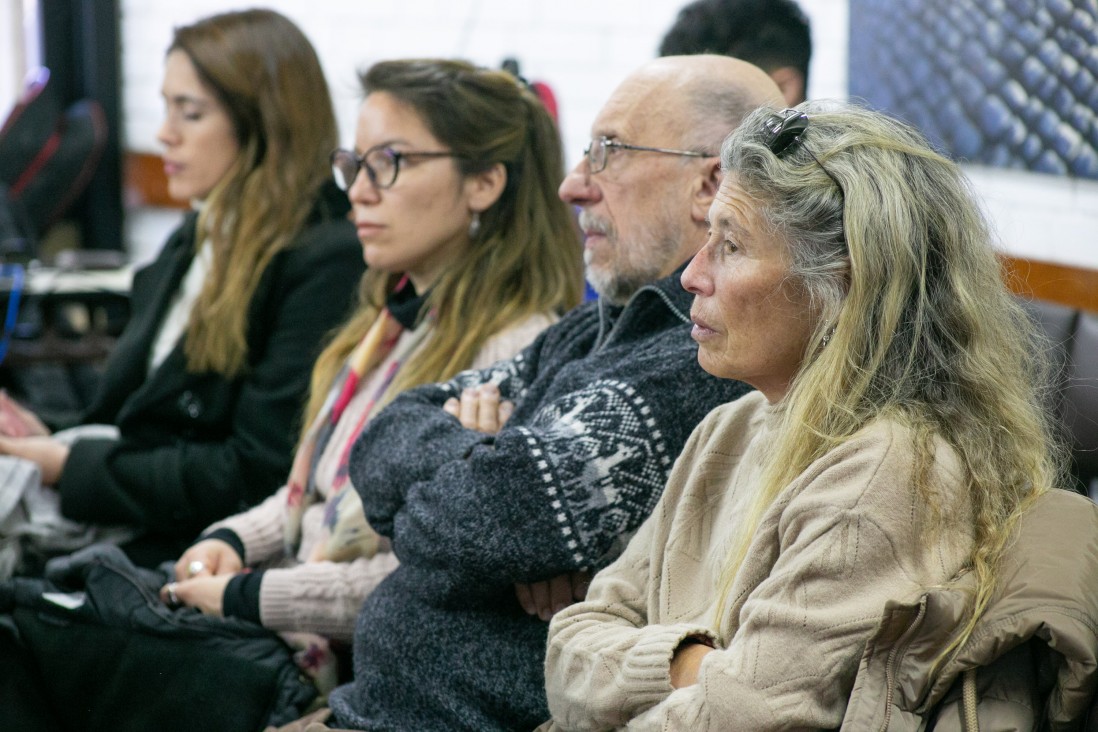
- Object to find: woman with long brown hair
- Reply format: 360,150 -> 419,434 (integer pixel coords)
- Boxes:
0,9 -> 363,567
163,57 -> 583,694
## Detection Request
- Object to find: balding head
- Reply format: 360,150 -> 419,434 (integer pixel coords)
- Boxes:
559,55 -> 782,304
617,55 -> 784,153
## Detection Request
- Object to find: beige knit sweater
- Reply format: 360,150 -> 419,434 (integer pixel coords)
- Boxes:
543,391 -> 975,731
205,312 -> 557,641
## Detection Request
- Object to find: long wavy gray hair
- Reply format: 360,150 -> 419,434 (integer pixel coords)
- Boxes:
715,101 -> 1066,662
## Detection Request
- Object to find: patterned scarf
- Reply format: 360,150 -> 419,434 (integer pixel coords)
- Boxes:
282,280 -> 424,556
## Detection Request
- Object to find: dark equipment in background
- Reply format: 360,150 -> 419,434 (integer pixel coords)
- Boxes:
0,67 -> 108,262
0,0 -> 127,422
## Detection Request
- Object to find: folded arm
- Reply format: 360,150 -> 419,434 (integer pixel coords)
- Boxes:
546,426 -> 972,731
353,339 -> 728,585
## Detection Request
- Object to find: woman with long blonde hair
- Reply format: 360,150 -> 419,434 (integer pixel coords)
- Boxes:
542,101 -> 1066,730
164,58 -> 583,693
0,9 -> 363,568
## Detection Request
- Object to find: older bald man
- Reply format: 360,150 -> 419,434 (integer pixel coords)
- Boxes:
310,56 -> 783,732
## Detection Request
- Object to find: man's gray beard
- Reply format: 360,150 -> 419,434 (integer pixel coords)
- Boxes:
585,239 -> 682,306
580,212 -> 645,305
580,209 -> 682,305
585,252 -> 648,305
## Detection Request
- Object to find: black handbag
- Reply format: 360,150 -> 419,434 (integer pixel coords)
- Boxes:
0,544 -> 315,732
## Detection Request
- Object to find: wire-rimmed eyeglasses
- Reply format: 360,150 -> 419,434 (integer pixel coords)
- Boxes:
330,145 -> 463,190
761,108 -> 845,199
583,136 -> 710,175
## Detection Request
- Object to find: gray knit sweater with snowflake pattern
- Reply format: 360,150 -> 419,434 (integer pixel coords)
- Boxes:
328,268 -> 753,731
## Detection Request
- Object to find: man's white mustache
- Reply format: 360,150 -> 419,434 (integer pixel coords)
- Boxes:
578,211 -> 612,236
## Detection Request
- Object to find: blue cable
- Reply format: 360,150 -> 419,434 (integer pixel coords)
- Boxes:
0,263 -> 25,365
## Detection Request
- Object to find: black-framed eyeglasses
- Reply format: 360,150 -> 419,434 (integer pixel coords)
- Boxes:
761,108 -> 845,199
583,136 -> 710,175
330,145 -> 463,190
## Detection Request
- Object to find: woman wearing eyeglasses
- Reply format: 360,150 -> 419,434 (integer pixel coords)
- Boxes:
163,58 -> 583,694
0,9 -> 363,569
540,102 -> 1067,730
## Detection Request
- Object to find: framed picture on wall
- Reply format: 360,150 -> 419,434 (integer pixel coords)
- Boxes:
849,0 -> 1098,179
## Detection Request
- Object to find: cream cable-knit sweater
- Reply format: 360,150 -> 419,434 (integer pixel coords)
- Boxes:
205,312 -> 557,641
544,391 -> 975,731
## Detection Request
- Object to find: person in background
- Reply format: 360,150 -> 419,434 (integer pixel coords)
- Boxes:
541,102 -> 1065,730
161,57 -> 584,694
270,56 -> 782,732
0,9 -> 363,568
659,0 -> 812,105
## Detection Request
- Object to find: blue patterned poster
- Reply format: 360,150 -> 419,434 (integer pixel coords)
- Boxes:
849,0 -> 1098,178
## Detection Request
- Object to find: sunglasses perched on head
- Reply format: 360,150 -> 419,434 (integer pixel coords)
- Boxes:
760,108 -> 844,199
762,108 -> 812,157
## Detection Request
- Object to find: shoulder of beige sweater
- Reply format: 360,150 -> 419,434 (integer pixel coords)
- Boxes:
649,390 -> 767,493
852,418 -> 964,480
470,311 -> 559,370
692,390 -> 772,450
798,418 -> 967,512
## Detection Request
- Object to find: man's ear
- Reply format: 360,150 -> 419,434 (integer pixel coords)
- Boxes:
465,162 -> 507,213
690,158 -> 722,223
769,67 -> 806,107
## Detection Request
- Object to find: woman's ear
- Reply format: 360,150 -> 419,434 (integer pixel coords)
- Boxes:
690,159 -> 722,224
465,162 -> 507,213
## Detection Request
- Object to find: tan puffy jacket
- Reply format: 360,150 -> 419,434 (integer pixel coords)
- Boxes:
841,489 -> 1098,731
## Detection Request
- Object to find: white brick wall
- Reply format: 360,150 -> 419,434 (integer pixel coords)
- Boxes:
0,2 -> 27,111
105,0 -> 1098,271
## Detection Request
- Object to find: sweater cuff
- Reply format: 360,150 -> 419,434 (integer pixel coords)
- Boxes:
200,528 -> 246,565
209,487 -> 291,565
619,624 -> 717,715
222,570 -> 264,623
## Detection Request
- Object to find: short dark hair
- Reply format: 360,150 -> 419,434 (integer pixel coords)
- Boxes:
659,0 -> 811,91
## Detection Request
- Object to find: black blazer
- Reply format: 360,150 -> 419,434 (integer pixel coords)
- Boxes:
56,182 -> 364,562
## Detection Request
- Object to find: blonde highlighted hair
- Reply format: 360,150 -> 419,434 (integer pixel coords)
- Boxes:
714,101 -> 1066,660
170,9 -> 339,377
302,59 -> 583,428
